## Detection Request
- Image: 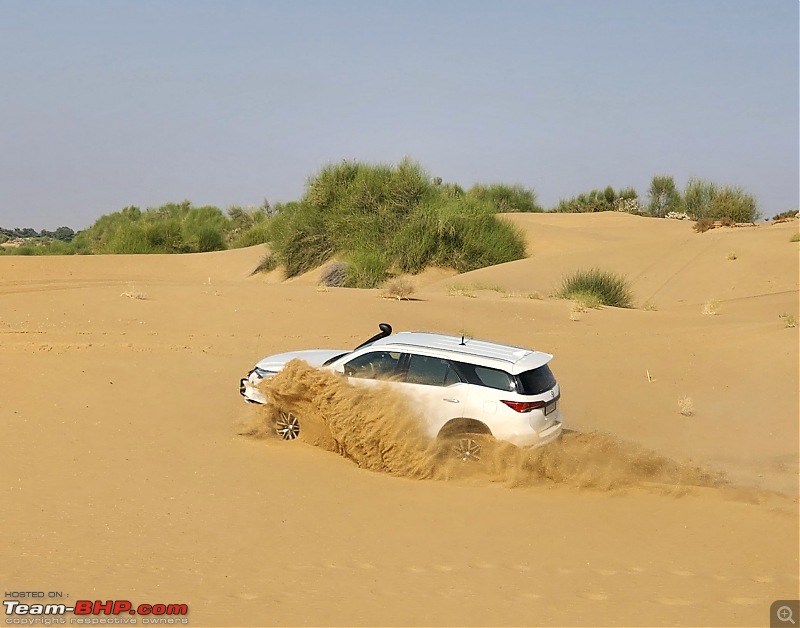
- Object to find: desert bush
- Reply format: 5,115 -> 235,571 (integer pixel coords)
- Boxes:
791,232 -> 800,243
707,187 -> 759,223
773,210 -> 799,221
0,239 -> 76,255
684,178 -> 759,222
382,277 -> 416,300
74,202 -> 231,254
230,221 -> 272,248
267,159 -> 527,283
553,188 -> 613,213
466,183 -> 543,212
319,262 -> 348,287
693,218 -> 715,233
557,268 -> 633,308
106,224 -> 155,254
647,175 -> 682,217
552,185 -> 640,214
344,251 -> 391,288
251,253 -> 277,275
268,202 -> 335,277
429,205 -> 526,273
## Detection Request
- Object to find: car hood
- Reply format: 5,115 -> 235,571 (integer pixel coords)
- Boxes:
254,349 -> 349,373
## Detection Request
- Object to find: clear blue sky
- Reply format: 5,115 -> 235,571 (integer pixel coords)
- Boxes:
1,0 -> 797,230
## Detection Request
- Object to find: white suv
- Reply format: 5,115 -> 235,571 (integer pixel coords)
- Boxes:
239,324 -> 563,459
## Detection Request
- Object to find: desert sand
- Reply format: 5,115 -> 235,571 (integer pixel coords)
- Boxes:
1,212 -> 798,627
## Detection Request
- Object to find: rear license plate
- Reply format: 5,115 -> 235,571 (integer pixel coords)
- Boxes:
544,400 -> 556,415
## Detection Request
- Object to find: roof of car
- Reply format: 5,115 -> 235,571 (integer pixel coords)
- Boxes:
368,332 -> 552,374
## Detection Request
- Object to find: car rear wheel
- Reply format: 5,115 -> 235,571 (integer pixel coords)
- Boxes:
275,411 -> 300,440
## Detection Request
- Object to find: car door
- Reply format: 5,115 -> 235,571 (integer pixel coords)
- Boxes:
397,353 -> 468,437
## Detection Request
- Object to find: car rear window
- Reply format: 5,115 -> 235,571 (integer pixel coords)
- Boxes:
515,365 -> 557,395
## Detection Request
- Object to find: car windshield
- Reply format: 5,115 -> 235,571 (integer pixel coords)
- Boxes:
515,365 -> 557,395
322,352 -> 350,366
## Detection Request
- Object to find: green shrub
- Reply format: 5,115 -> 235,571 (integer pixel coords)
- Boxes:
269,202 -> 335,277
557,268 -> 633,308
194,225 -> 226,252
75,202 -> 232,254
344,251 -> 391,288
144,219 -> 184,253
266,159 -> 527,281
684,178 -> 760,222
106,225 -> 155,254
231,222 -> 272,248
251,253 -> 277,274
647,175 -> 682,217
466,183 -> 543,212
772,210 -> 798,221
433,211 -> 526,272
552,185 -> 639,213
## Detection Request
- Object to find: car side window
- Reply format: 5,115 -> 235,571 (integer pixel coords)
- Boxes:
453,362 -> 515,391
343,351 -> 401,380
405,354 -> 461,387
473,365 -> 514,391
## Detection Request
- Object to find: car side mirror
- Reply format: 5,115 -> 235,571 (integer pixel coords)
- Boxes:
333,364 -> 345,375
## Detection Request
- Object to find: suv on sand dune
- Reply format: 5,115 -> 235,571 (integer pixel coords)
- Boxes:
240,324 -> 564,460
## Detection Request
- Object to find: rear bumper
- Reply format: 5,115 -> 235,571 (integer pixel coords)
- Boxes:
502,411 -> 564,448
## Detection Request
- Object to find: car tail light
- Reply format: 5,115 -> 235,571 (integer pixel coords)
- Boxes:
501,400 -> 545,413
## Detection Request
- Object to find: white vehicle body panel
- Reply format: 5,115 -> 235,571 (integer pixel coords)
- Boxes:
240,329 -> 563,448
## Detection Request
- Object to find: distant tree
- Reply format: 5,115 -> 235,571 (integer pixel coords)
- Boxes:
53,226 -> 75,242
647,175 -> 682,217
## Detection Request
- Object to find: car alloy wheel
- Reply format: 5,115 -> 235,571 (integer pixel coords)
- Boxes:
276,412 -> 300,440
453,437 -> 481,461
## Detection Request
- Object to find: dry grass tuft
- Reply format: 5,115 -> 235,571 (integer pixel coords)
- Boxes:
120,285 -> 148,300
678,396 -> 695,416
381,277 -> 416,301
779,313 -> 797,328
702,299 -> 719,316
448,284 -> 477,298
726,252 -> 737,261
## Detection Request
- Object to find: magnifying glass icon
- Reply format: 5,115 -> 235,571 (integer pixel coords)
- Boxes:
778,606 -> 796,624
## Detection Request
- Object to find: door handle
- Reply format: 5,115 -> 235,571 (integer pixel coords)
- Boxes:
443,398 -> 460,403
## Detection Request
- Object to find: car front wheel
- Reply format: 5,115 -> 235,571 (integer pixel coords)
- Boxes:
275,411 -> 300,440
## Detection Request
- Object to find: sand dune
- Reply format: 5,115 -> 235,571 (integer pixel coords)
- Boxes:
1,212 -> 798,626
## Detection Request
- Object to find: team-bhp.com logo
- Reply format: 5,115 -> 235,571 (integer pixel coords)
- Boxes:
4,599 -> 189,624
